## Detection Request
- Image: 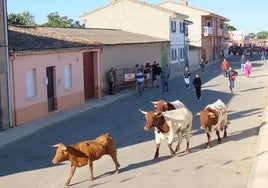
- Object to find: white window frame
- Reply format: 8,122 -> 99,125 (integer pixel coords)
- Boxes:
26,69 -> 36,98
64,64 -> 72,89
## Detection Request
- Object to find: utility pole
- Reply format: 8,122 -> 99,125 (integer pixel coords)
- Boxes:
0,0 -> 12,129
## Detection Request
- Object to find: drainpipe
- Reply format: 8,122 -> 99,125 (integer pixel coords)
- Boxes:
3,0 -> 13,127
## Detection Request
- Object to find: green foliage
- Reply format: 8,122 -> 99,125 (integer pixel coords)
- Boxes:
224,23 -> 237,31
248,33 -> 256,39
256,31 -> 268,39
41,12 -> 84,28
8,11 -> 36,26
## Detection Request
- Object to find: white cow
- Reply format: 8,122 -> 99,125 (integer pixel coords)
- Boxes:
140,107 -> 193,159
196,99 -> 228,148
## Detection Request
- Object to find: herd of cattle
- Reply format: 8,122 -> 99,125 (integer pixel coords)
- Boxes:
52,99 -> 228,186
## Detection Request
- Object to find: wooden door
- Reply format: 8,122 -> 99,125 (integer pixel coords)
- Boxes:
83,52 -> 94,100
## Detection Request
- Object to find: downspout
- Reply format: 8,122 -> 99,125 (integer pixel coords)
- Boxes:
3,0 -> 13,127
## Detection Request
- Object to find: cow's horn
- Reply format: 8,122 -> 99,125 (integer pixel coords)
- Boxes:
51,144 -> 59,148
150,101 -> 157,104
195,112 -> 200,116
139,108 -> 147,114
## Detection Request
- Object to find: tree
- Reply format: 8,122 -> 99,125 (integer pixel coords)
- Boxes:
8,11 -> 36,26
248,33 -> 256,39
256,31 -> 268,39
224,23 -> 237,31
42,12 -> 74,27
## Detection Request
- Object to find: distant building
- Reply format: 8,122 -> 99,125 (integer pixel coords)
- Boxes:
158,0 -> 229,61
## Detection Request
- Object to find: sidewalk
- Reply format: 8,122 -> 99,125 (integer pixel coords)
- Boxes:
247,84 -> 268,188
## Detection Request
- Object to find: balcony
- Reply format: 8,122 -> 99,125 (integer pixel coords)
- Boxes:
203,26 -> 213,36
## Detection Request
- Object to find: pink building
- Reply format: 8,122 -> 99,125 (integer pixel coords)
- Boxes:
8,26 -> 102,125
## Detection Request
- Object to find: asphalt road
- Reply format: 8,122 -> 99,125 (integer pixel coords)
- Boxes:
0,54 -> 267,188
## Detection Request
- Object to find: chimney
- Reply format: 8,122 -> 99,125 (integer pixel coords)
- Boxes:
181,0 -> 188,5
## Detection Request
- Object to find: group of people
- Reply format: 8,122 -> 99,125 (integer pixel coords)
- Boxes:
108,54 -> 253,99
134,61 -> 171,96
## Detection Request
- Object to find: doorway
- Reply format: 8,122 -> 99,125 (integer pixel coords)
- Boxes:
83,52 -> 95,100
46,66 -> 56,112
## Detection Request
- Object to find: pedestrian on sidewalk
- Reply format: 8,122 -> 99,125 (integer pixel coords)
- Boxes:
161,66 -> 169,94
135,68 -> 144,96
107,67 -> 116,95
155,63 -> 162,88
225,66 -> 238,93
183,67 -> 191,89
192,73 -> 202,102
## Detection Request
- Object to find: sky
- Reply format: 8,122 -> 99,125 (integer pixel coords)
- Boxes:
6,0 -> 268,34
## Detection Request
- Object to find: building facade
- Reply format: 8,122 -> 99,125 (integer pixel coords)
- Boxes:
158,0 -> 229,61
79,0 -> 191,70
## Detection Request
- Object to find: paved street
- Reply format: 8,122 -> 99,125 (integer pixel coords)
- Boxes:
0,55 -> 268,188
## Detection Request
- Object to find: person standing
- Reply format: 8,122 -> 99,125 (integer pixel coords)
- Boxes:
155,63 -> 162,88
152,61 -> 157,87
199,58 -> 206,76
107,67 -> 116,95
221,58 -> 229,74
225,66 -> 238,93
183,67 -> 191,89
244,60 -> 252,77
161,66 -> 169,94
192,73 -> 202,102
164,63 -> 171,80
260,49 -> 266,60
240,54 -> 246,72
135,68 -> 144,96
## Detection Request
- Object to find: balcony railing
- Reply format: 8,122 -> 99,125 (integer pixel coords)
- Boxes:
203,26 -> 213,35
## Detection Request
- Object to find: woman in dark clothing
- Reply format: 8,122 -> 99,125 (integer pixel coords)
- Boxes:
192,73 -> 202,101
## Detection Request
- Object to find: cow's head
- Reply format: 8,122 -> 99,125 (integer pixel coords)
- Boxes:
195,108 -> 219,130
151,100 -> 169,113
51,143 -> 69,164
139,109 -> 162,130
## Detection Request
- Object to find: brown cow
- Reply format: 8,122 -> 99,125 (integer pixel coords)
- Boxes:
151,99 -> 185,113
52,133 -> 120,186
195,99 -> 228,148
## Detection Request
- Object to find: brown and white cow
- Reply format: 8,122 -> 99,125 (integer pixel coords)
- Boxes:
140,107 -> 193,159
195,99 -> 228,148
52,133 -> 120,186
151,99 -> 185,113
